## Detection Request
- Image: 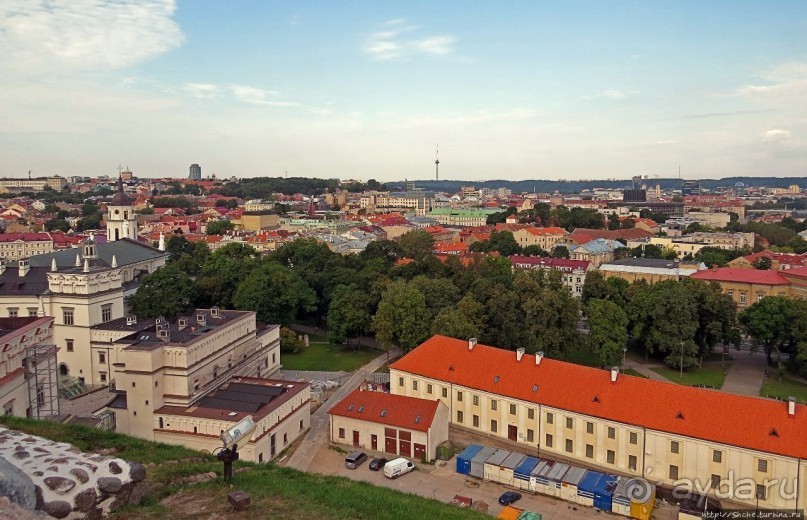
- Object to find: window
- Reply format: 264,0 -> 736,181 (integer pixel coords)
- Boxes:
101,304 -> 112,323
565,439 -> 573,453
27,308 -> 38,317
491,399 -> 497,411
299,419 -> 304,431
608,427 -> 616,439
670,441 -> 679,454
669,465 -> 679,480
8,308 -> 18,318
628,455 -> 637,471
586,444 -> 594,458
426,383 -> 432,394
527,429 -> 534,442
457,391 -> 463,402
62,308 -> 74,325
283,433 -> 288,445
457,411 -> 464,423
472,415 -> 479,428
99,372 -> 107,382
713,450 -> 722,463
399,377 -> 404,387
131,382 -> 136,388
442,387 -> 448,398
546,412 -> 554,425
586,422 -> 594,434
509,403 -> 516,415
757,293 -> 764,302
145,400 -> 149,406
727,289 -> 734,297
758,459 -> 768,473
412,380 -> 418,391
756,484 -> 767,501
99,351 -> 106,364
711,474 -> 721,490
740,292 -> 747,304
66,340 -> 74,353
491,420 -> 498,433
607,450 -> 615,464
473,395 -> 479,406
272,353 -> 276,365
545,434 -> 553,448
629,432 -> 638,445
528,408 -> 535,420
566,417 -> 573,429
338,428 -> 345,439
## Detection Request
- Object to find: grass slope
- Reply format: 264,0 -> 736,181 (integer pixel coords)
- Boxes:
0,417 -> 484,520
282,335 -> 379,371
651,364 -> 730,389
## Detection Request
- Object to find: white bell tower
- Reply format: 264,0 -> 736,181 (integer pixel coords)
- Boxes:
107,175 -> 138,241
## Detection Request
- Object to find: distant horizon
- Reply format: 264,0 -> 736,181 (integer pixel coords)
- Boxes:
3,2 -> 806,181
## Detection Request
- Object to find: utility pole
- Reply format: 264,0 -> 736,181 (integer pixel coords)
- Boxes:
680,340 -> 684,379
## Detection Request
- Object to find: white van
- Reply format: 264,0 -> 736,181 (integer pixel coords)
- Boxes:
383,457 -> 415,479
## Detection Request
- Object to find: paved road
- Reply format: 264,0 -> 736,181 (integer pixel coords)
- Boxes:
722,348 -> 768,397
286,349 -> 396,472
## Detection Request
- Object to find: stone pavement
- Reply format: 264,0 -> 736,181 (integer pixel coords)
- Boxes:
622,359 -> 673,382
721,348 -> 768,397
285,349 -> 395,472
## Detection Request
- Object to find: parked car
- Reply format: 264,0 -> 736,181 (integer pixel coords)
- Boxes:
498,491 -> 522,506
369,457 -> 388,471
383,457 -> 415,479
344,451 -> 368,469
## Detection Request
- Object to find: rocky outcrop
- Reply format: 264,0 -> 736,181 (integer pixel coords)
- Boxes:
0,427 -> 148,519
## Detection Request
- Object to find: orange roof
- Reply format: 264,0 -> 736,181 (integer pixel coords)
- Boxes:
691,268 -> 790,285
434,241 -> 468,254
521,226 -> 568,236
328,388 -> 440,432
390,336 -> 807,459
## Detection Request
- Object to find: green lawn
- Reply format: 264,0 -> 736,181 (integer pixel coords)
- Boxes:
0,417 -> 486,520
651,364 -> 730,389
760,375 -> 807,404
282,335 -> 380,371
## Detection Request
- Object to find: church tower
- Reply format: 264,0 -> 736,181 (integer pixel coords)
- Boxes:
107,175 -> 137,241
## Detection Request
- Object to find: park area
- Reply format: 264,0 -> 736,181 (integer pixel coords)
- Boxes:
761,375 -> 807,404
281,334 -> 380,371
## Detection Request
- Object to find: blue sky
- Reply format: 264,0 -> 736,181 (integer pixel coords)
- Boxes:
1,1 -> 806,182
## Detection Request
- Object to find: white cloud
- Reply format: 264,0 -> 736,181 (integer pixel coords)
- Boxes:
0,0 -> 184,76
184,83 -> 223,99
229,85 -> 298,107
761,129 -> 791,142
364,19 -> 456,60
735,61 -> 807,107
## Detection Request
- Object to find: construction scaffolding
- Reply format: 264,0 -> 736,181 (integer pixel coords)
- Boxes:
25,344 -> 60,419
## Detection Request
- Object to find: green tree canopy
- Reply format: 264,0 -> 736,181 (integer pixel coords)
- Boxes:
372,280 -> 431,352
586,299 -> 628,367
398,229 -> 435,261
129,265 -> 197,320
232,262 -> 316,325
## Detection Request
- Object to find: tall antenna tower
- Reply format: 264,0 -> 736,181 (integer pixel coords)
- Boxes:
435,145 -> 440,181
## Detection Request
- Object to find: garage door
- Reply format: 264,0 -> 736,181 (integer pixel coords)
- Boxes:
413,443 -> 426,460
398,430 -> 411,457
384,428 -> 397,454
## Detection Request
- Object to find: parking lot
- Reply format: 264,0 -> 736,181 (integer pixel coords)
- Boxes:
304,442 -> 619,520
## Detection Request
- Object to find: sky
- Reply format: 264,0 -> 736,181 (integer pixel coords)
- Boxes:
1,1 -> 806,182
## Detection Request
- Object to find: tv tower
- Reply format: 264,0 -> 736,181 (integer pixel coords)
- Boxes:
435,145 -> 440,181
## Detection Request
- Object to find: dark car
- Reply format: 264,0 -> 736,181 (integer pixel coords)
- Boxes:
498,491 -> 522,506
368,457 -> 388,471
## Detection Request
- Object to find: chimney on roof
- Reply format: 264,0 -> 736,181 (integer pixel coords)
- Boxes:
83,258 -> 90,273
610,366 -> 619,383
468,337 -> 477,351
51,258 -> 57,272
75,254 -> 81,267
516,347 -> 525,362
18,259 -> 29,277
788,396 -> 796,416
535,351 -> 544,365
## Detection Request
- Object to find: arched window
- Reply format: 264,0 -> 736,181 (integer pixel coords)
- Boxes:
114,229 -> 119,241
59,363 -> 69,376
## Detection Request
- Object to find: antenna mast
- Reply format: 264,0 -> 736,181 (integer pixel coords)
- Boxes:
435,145 -> 440,181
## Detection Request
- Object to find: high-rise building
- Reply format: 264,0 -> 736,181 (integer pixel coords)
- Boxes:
189,163 -> 202,180
682,180 -> 700,196
623,176 -> 647,203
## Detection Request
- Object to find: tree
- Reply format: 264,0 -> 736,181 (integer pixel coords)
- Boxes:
739,296 -> 793,366
431,295 -> 484,340
484,230 -> 521,256
280,327 -> 305,354
398,229 -> 435,261
522,288 -> 581,359
522,245 -> 549,257
206,219 -> 235,235
44,218 -> 70,232
327,285 -> 373,348
582,271 -> 609,303
359,240 -> 404,264
129,265 -> 197,319
232,262 -> 316,325
586,300 -> 628,367
753,256 -> 772,270
682,278 -> 741,362
788,236 -> 807,254
644,281 -> 700,370
196,244 -> 260,308
552,245 -> 570,259
486,207 -> 517,225
410,276 -> 461,316
607,213 -> 620,230
373,280 -> 431,352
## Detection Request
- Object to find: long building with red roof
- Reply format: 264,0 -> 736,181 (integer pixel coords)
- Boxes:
691,267 -> 796,308
390,335 -> 807,511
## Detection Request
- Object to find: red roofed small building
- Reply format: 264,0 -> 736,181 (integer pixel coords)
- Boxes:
390,336 -> 807,511
328,388 -> 449,460
729,250 -> 807,271
434,241 -> 468,255
691,268 -> 791,308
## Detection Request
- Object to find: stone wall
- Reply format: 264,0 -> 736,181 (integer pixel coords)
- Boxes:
0,426 -> 146,519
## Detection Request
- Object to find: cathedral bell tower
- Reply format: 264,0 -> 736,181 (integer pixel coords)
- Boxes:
107,175 -> 137,241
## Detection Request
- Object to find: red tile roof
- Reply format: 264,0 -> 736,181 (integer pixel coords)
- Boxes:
390,336 -> 807,459
520,227 -> 568,236
691,268 -> 790,285
328,388 -> 439,433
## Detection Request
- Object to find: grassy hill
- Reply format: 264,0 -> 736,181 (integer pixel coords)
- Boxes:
0,417 -> 485,520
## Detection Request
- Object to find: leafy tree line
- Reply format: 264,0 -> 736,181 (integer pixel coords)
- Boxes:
211,177 -> 385,199
486,204 -> 606,231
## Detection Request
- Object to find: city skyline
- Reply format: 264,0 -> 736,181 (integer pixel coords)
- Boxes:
2,1 -> 806,181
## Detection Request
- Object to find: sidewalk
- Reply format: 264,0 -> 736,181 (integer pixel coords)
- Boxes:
622,358 -> 674,382
721,348 -> 767,397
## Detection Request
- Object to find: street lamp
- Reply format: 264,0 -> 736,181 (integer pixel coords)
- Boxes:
622,347 -> 627,372
680,341 -> 684,379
